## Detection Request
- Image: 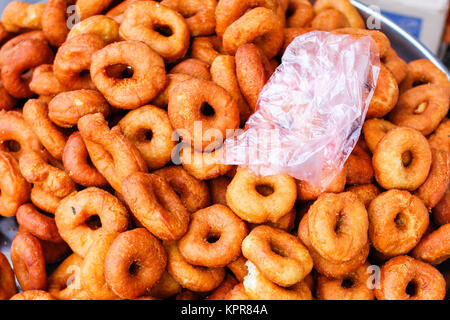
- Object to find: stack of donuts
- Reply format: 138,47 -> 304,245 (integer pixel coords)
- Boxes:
0,0 -> 448,301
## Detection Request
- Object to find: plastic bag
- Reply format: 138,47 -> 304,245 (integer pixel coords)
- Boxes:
222,31 -> 380,189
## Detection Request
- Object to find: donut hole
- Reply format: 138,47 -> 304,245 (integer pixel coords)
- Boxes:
200,103 -> 215,117
405,280 -> 418,297
255,184 -> 274,197
153,24 -> 173,37
412,79 -> 429,88
286,5 -> 295,18
3,140 -> 21,152
341,277 -> 355,289
206,234 -> 220,244
20,68 -> 33,80
144,130 -> 153,141
105,64 -> 134,79
270,242 -> 288,258
414,102 -> 427,114
128,261 -> 141,276
401,151 -> 413,167
85,215 -> 102,230
394,213 -> 406,230
334,213 -> 345,234
79,69 -> 91,79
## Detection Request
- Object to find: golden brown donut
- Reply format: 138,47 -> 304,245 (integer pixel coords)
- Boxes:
366,64 -> 399,119
434,188 -> 450,226
400,59 -> 450,96
152,73 -> 193,108
75,0 -> 113,20
10,290 -> 56,300
48,253 -> 86,300
208,176 -> 231,206
67,15 -> 120,44
375,255 -> 446,300
190,36 -> 223,65
428,119 -> 449,152
382,47 -> 407,84
29,64 -> 67,97
296,169 -> 346,201
0,251 -> 17,300
170,58 -> 211,80
368,190 -> 429,257
312,9 -> 349,31
313,0 -> 365,29
344,143 -> 374,185
412,224 -> 450,265
55,187 -> 130,257
147,271 -> 182,299
1,1 -> 45,32
227,255 -> 248,282
42,0 -> 74,47
179,204 -> 248,267
205,274 -> 239,300
121,172 -> 190,241
362,118 -> 397,154
345,184 -> 380,209
286,0 -> 314,28
30,186 -> 63,215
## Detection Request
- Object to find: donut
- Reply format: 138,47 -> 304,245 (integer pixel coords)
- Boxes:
54,187 -> 130,257
312,9 -> 349,31
307,192 -> 368,263
10,232 -> 47,291
227,255 -> 248,282
434,188 -> 450,226
211,55 -> 252,125
29,64 -> 67,97
106,0 -> 139,24
147,271 -> 182,299
1,2 -> 46,32
243,261 -> 313,300
366,64 -> 399,119
296,169 -> 346,201
226,283 -> 250,300
42,0 -> 73,47
0,81 -> 16,110
104,227 -> 166,299
161,0 -> 217,37
16,203 -> 63,243
1,39 -> 53,98
332,28 -> 391,58
164,240 -> 225,292
235,43 -> 274,111
389,84 -> 449,135
168,78 -> 240,151
190,36 -> 223,65
286,0 -> 314,28
90,40 -> 167,109
0,31 -> 47,67
75,0 -> 114,20
281,27 -> 316,53
67,15 -> 120,44
222,7 -> 284,59
62,132 -> 108,187
205,274 -> 239,300
344,143 -> 374,185
368,190 -> 429,257
345,184 -> 380,209
0,151 -> 30,217
170,58 -> 211,80
362,118 -> 397,154
78,113 -> 147,192
54,34 -> 106,91
10,290 -> 56,300
0,252 -> 16,300
415,149 -> 450,210
400,59 -> 450,96
209,176 -> 231,206
428,119 -> 449,152
119,1 -> 190,63
152,73 -> 193,108
382,48 -> 407,84
179,204 -> 248,267
121,172 -> 190,241
226,167 -> 297,223
242,225 -> 313,287
317,263 -> 374,300
30,186 -> 63,215
375,255 -> 446,300
40,239 -> 71,264
154,165 -> 210,213
48,254 -> 86,300
80,230 -> 120,300
373,127 -> 432,190
412,224 -> 450,265
313,0 -> 365,29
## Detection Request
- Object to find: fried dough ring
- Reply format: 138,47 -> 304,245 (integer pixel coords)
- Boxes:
10,290 -> 56,300
296,169 -> 346,201
75,0 -> 114,20
1,2 -> 45,32
312,9 -> 349,31
368,190 -> 429,257
434,188 -> 450,226
190,36 -> 223,65
55,188 -> 130,257
400,59 -> 450,96
29,64 -> 67,97
362,118 -> 397,154
119,1 -> 190,63
428,119 -> 449,152
345,184 -> 380,209
226,167 -> 297,223
208,176 -> 231,206
152,73 -> 193,108
205,274 -> 239,300
0,31 -> 47,67
374,255 -> 446,300
313,0 -> 365,29
154,165 -> 210,213
366,64 -> 399,118
344,144 -> 374,185
30,186 -> 63,215
42,0 -> 74,47
242,225 -> 313,287
179,204 -> 248,267
0,81 -> 16,110
0,252 -> 16,300
67,15 -> 120,44
48,253 -> 86,300
382,48 -> 407,84
412,224 -> 450,265
121,172 -> 190,241
286,0 -> 314,28
164,240 -> 226,292
170,58 -> 211,80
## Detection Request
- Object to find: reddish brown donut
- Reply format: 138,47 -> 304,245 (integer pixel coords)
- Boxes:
208,176 -> 231,206
0,252 -> 16,300
382,48 -> 407,84
412,224 -> 450,265
362,118 -> 397,154
400,59 -> 450,96
190,36 -> 223,65
1,2 -> 45,32
10,231 -> 47,291
170,58 -> 211,80
312,9 -> 349,31
0,81 -> 16,110
48,253 -> 86,300
40,239 -> 71,264
366,64 -> 399,119
313,0 -> 365,29
55,187 -> 130,257
296,169 -> 346,201
389,84 -> 449,136
242,225 -> 313,287
154,165 -> 210,213
375,255 -> 446,300
0,31 -> 47,67
316,263 -> 374,300
119,1 -> 190,63
434,188 -> 450,226
345,184 -> 380,209
78,113 -> 147,192
42,0 -> 73,47
90,40 -> 167,109
10,290 -> 56,300
30,186 -> 63,215
121,172 -> 190,241
104,228 -> 167,299
168,78 -> 240,151
222,7 -> 284,59
1,39 -> 54,98
118,105 -> 176,170
428,119 -> 449,152
54,34 -> 106,91
29,64 -> 67,97
62,132 -> 107,187
164,240 -> 226,292
344,143 -> 374,185
179,204 -> 248,268
286,0 -> 314,28
368,190 -> 429,257
373,127 -> 432,191
16,203 -> 63,243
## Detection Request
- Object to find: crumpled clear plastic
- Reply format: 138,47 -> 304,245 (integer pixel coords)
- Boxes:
222,31 -> 380,189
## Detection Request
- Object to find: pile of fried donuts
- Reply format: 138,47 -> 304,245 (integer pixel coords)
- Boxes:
0,0 -> 448,301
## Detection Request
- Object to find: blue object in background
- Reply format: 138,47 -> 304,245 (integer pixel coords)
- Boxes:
381,10 -> 423,40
